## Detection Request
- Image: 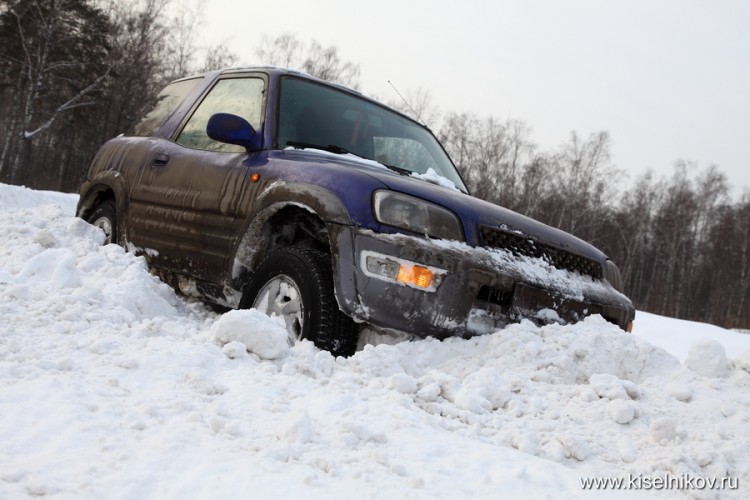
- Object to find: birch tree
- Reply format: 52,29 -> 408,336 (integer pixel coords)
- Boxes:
0,0 -> 111,184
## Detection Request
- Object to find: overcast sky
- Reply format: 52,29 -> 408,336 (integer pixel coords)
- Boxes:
199,0 -> 750,196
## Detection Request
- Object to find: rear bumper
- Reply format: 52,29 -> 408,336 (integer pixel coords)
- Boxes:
330,225 -> 635,338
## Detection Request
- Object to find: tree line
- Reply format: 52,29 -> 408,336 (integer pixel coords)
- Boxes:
0,0 -> 235,190
1,1 -> 747,329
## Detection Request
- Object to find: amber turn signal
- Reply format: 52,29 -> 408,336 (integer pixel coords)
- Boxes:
397,264 -> 435,289
627,321 -> 634,333
250,173 -> 260,183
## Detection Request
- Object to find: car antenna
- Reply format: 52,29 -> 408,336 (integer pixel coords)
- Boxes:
388,80 -> 426,126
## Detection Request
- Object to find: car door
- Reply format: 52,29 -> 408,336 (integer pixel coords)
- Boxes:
127,75 -> 266,282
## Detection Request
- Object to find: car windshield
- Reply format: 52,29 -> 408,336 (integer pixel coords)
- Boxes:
277,76 -> 468,193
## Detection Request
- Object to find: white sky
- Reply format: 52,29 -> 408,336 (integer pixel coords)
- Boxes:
199,0 -> 750,197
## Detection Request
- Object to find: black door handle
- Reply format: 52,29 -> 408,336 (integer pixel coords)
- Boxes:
152,153 -> 170,167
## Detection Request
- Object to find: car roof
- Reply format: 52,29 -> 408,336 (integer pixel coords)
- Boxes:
177,66 -> 357,95
172,66 -> 423,127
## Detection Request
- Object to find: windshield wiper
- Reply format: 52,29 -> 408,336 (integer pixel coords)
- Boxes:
287,141 -> 351,155
287,140 -> 411,176
379,163 -> 411,176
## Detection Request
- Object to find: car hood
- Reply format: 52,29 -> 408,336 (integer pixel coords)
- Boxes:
380,172 -> 608,261
277,149 -> 608,262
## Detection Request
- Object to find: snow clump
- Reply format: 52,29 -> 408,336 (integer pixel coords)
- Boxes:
684,339 -> 730,378
211,309 -> 289,360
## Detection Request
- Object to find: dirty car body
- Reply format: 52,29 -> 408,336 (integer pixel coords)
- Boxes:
77,67 -> 635,356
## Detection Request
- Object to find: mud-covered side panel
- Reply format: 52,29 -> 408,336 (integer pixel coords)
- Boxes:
77,138 -> 158,243
125,144 -> 251,281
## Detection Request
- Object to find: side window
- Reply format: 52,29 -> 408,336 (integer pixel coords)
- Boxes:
176,77 -> 265,153
133,78 -> 202,137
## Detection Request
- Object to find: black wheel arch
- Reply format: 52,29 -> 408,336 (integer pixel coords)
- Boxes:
230,181 -> 354,288
77,173 -> 131,243
77,175 -> 127,216
231,202 -> 335,292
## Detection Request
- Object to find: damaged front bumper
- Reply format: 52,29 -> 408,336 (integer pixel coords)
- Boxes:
330,225 -> 635,338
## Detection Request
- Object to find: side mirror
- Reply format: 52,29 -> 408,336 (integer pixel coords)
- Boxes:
207,113 -> 260,151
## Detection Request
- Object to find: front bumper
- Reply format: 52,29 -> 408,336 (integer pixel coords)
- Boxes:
330,225 -> 635,338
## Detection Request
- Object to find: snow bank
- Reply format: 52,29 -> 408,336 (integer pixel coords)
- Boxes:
0,184 -> 77,211
633,310 -> 750,363
1,183 -> 749,499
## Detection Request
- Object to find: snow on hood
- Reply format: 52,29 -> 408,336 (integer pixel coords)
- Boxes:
410,167 -> 459,191
1,183 -> 749,499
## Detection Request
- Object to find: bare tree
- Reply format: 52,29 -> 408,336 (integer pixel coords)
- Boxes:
255,33 -> 303,69
0,0 -> 218,190
197,42 -> 237,73
439,111 -> 539,210
732,194 -> 750,326
100,0 -> 172,134
254,33 -> 360,88
0,0 -> 111,184
384,86 -> 440,127
302,40 -> 360,88
548,131 -> 618,238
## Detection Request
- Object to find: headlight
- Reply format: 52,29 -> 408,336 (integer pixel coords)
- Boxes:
372,190 -> 464,241
604,260 -> 623,291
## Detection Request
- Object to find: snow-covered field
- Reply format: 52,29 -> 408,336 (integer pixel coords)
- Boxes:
1,183 -> 749,499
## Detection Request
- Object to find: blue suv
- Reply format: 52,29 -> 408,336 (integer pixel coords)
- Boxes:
77,67 -> 635,356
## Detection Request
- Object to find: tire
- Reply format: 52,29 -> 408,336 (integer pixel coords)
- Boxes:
240,246 -> 359,357
87,199 -> 117,245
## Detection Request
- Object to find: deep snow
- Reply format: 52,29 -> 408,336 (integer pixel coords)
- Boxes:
1,183 -> 749,499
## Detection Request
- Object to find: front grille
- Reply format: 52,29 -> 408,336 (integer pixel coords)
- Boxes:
476,285 -> 512,307
478,225 -> 603,279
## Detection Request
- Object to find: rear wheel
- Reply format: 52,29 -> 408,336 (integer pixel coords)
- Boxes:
241,246 -> 359,357
87,199 -> 117,245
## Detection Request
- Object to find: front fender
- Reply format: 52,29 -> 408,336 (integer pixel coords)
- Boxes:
252,180 -> 353,226
228,181 -> 359,299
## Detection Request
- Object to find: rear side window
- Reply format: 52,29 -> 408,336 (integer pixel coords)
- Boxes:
176,77 -> 265,153
133,78 -> 202,137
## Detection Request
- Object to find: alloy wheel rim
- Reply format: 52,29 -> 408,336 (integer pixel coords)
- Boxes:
252,274 -> 304,345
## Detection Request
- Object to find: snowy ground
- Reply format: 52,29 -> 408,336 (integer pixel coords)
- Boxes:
1,183 -> 749,499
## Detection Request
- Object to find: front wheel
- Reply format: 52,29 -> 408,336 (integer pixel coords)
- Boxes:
240,246 -> 359,357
